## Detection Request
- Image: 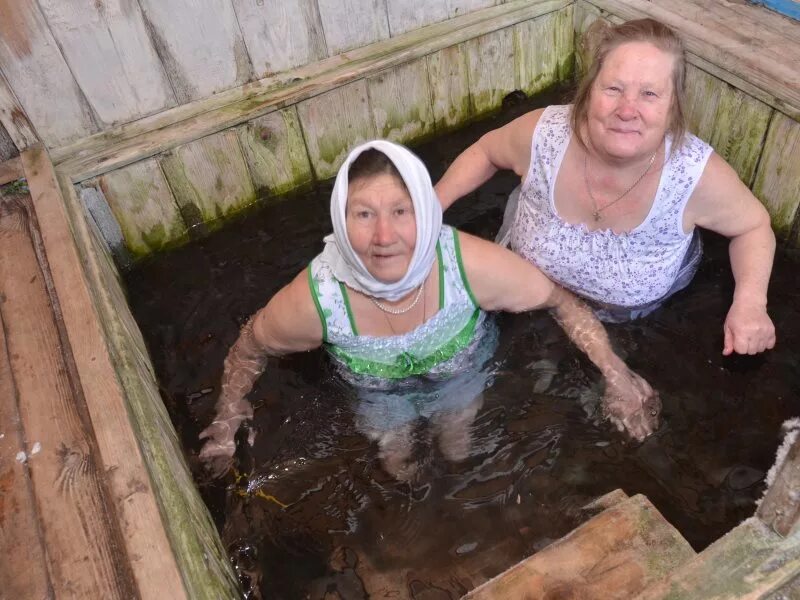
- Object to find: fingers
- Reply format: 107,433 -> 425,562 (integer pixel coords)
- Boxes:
723,325 -> 734,356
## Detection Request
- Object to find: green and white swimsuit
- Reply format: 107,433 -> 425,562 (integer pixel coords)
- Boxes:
308,226 -> 485,383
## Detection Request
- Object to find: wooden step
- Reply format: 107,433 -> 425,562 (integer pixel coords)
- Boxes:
634,517 -> 800,600
462,492 -> 696,599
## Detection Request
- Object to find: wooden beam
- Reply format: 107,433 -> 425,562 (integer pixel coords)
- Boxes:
20,145 -> 190,599
0,69 -> 37,150
0,155 -> 23,186
584,0 -> 800,121
464,494 -> 695,599
0,279 -> 51,600
52,0 -> 571,182
758,429 -> 800,537
0,192 -> 134,598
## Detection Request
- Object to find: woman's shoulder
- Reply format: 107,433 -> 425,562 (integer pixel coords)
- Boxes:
670,130 -> 714,167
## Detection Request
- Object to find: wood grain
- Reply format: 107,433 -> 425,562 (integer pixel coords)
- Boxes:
427,43 -> 472,132
367,59 -> 435,143
465,27 -> 516,116
316,0 -> 391,54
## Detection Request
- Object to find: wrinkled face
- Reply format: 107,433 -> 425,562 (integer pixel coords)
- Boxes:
587,41 -> 674,160
346,173 -> 416,283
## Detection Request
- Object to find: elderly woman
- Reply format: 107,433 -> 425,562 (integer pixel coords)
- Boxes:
199,140 -> 660,475
435,18 -> 776,355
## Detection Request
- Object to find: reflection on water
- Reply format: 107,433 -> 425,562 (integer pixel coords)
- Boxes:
125,93 -> 800,599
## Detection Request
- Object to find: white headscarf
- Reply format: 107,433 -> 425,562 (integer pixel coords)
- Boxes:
319,140 -> 442,301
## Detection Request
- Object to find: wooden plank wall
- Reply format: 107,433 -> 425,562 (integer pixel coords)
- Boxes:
77,4 -> 574,260
0,0 -> 510,151
575,0 -> 800,248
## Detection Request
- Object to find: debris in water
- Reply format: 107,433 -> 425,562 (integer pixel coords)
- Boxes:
31,442 -> 41,455
16,451 -> 26,463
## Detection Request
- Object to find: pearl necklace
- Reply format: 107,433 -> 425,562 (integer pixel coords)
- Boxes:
370,282 -> 425,315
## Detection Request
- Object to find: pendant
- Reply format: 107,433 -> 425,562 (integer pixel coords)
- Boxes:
592,211 -> 602,222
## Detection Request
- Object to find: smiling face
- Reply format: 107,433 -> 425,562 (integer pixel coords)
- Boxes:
586,41 -> 675,161
346,173 -> 417,283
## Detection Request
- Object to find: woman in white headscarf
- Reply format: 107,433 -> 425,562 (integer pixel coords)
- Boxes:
199,140 -> 659,476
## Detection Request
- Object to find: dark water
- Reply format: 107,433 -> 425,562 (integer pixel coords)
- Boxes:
126,93 -> 800,599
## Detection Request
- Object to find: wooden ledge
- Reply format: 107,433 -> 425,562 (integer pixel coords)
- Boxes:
52,0 -> 570,183
584,0 -> 800,120
0,156 -> 23,186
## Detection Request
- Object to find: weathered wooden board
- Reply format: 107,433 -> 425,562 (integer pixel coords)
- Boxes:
0,122 -> 17,161
585,0 -> 800,120
0,0 -> 97,146
636,517 -> 800,599
237,106 -> 313,197
0,281 -> 51,600
317,0 -> 390,55
0,70 -> 37,152
448,0 -> 499,18
684,64 -> 772,187
21,146 -> 192,599
758,431 -> 800,537
0,193 -> 132,599
36,0 -> 175,127
297,80 -> 378,180
160,131 -> 256,229
465,27 -> 516,116
52,167 -> 239,599
464,494 -> 695,599
427,43 -> 472,132
98,158 -> 189,258
573,0 -> 612,75
53,0 -> 572,182
137,0 -> 252,103
515,7 -> 574,97
752,112 -> 800,242
367,59 -> 435,144
0,156 -> 23,186
386,0 -> 449,36
231,0 -> 327,78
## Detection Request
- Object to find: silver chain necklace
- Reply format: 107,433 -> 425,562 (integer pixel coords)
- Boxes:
370,282 -> 425,315
584,149 -> 658,222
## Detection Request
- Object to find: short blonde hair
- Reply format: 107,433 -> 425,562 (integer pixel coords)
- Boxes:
571,18 -> 688,150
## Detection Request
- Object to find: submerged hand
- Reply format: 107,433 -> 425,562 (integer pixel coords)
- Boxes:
198,397 -> 253,478
723,300 -> 776,355
601,366 -> 661,442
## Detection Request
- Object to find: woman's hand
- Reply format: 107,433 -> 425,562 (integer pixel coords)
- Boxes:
198,397 -> 253,478
601,365 -> 661,442
723,299 -> 776,355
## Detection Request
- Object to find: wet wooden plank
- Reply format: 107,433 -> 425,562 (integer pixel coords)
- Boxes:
160,130 -> 256,228
97,158 -> 189,258
386,0 -> 449,36
237,106 -> 313,197
515,7 -> 574,97
427,43 -> 472,132
53,0 -> 571,181
36,0 -> 176,126
137,0 -> 252,103
757,432 -> 800,537
53,167 -> 239,599
464,494 -> 695,600
585,0 -> 800,120
367,59 -> 435,144
297,80 -> 377,180
317,0 -> 390,55
231,0 -> 327,78
636,517 -> 800,599
0,0 -> 97,146
0,193 -> 132,599
21,146 -> 191,599
0,285 -> 51,600
684,64 -> 772,187
751,112 -> 800,242
0,156 -> 23,186
465,27 -> 516,116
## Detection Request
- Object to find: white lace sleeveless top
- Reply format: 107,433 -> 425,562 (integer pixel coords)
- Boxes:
308,226 -> 483,380
509,104 -> 713,307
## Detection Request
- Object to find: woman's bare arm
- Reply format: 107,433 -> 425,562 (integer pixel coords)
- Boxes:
199,268 -> 323,474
